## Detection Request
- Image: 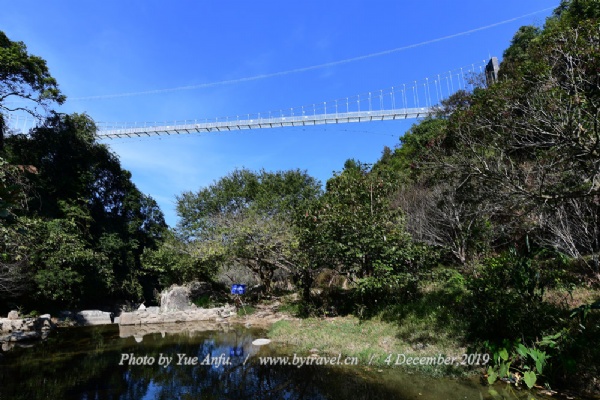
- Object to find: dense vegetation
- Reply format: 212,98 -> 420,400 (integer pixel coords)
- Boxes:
0,31 -> 167,310
1,0 -> 599,395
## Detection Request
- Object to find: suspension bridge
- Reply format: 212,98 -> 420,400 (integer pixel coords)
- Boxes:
4,59 -> 498,140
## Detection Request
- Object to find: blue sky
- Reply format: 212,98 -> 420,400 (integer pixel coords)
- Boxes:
1,0 -> 558,226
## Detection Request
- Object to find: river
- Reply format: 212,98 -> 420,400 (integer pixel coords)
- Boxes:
0,324 -> 554,399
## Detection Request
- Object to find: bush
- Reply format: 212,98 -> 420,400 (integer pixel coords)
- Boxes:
353,244 -> 439,317
465,249 -> 562,342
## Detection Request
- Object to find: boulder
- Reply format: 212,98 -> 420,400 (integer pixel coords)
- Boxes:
35,316 -> 55,331
8,331 -> 40,342
0,314 -> 57,349
7,310 -> 19,320
75,310 -> 113,326
119,312 -> 137,326
160,285 -> 193,312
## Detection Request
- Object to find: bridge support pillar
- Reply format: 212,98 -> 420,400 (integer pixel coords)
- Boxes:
485,57 -> 499,86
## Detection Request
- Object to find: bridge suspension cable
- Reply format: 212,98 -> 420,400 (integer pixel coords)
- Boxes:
5,60 -> 489,139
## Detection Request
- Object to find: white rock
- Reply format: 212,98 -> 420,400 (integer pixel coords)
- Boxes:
252,338 -> 271,346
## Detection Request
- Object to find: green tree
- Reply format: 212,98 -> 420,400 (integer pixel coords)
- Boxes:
299,160 -> 427,309
4,113 -> 167,306
141,229 -> 216,287
317,160 -> 408,279
176,168 -> 321,293
0,30 -> 65,151
0,216 -> 37,303
415,5 -> 599,258
0,158 -> 35,304
31,219 -> 99,306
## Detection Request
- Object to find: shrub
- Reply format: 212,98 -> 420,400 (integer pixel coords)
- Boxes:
465,249 -> 561,342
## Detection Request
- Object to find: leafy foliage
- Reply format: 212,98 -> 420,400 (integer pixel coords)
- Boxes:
465,248 -> 561,342
1,113 -> 167,309
0,30 -> 65,151
176,168 -> 322,294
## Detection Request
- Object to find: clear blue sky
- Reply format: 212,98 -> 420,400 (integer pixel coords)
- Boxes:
1,0 -> 558,226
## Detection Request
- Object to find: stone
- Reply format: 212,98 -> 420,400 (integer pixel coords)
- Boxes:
75,310 -> 113,326
117,305 -> 236,326
0,314 -> 58,350
252,338 -> 271,346
8,331 -> 40,342
7,310 -> 19,320
119,312 -> 136,326
160,285 -> 193,312
138,303 -> 146,311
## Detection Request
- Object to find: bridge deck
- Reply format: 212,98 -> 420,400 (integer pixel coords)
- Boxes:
96,108 -> 434,139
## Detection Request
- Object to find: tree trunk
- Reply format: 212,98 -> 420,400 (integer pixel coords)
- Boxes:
0,115 -> 5,153
301,268 -> 313,303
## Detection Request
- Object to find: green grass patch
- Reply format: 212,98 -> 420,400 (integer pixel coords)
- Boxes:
237,305 -> 256,316
267,270 -> 475,377
277,302 -> 300,316
192,295 -> 213,308
268,315 -> 469,376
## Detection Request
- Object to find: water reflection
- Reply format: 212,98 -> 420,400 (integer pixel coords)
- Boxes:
0,324 -> 552,400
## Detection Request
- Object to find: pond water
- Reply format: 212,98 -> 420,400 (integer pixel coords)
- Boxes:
0,324 -> 552,400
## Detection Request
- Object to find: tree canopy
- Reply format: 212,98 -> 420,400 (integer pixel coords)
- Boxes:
174,168 -> 322,293
1,113 -> 167,309
0,30 -> 65,151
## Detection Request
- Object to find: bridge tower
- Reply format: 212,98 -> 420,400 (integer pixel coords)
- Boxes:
485,57 -> 499,86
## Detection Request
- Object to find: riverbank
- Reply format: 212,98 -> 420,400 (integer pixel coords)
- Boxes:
267,315 -> 470,376
265,313 -> 598,400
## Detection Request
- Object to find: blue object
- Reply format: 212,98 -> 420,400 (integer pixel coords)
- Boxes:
229,347 -> 244,357
231,284 -> 246,295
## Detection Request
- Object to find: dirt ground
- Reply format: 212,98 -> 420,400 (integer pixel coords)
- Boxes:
229,301 -> 298,328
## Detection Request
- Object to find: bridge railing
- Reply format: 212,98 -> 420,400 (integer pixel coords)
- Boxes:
96,107 -> 434,138
5,59 -> 487,139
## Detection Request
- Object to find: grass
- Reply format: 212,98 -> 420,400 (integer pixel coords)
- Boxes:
266,264 -> 600,383
237,305 -> 256,316
268,314 -> 470,376
192,295 -> 212,308
544,286 -> 600,309
277,301 -> 300,315
267,269 -> 479,377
